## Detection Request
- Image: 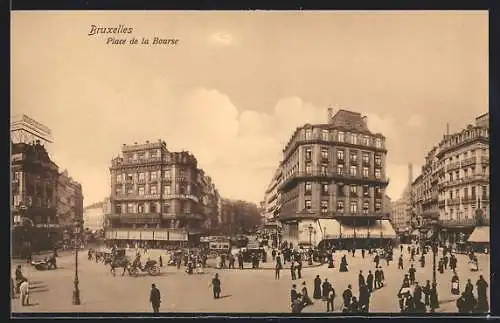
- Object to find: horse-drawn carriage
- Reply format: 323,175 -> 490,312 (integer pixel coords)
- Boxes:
106,248 -> 160,277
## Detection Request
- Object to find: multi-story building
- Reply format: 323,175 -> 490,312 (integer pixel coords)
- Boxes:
107,140 -> 219,247
391,164 -> 413,234
412,113 -> 489,247
83,200 -> 108,231
56,170 -> 84,230
263,167 -> 283,220
11,140 -> 60,256
277,108 -> 396,249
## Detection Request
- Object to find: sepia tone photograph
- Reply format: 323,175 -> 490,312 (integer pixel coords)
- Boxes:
11,10 -> 489,315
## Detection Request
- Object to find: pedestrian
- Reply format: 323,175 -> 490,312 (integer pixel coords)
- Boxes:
400,245 -> 403,253
451,271 -> 460,295
272,249 -> 276,261
149,283 -> 161,313
423,280 -> 431,307
301,281 -> 313,306
409,264 -> 416,285
159,255 -> 163,268
374,269 -> 381,289
410,248 -> 415,262
413,282 -> 423,307
438,258 -> 444,274
322,278 -> 331,301
398,255 -> 404,270
19,279 -> 30,306
361,249 -> 365,259
210,273 -> 222,299
465,279 -> 474,296
379,267 -> 385,287
358,270 -> 365,290
342,285 -> 353,312
290,261 -> 296,280
352,248 -> 355,257
275,260 -> 281,280
297,260 -> 302,279
339,254 -> 348,272
374,254 -> 380,268
349,296 -> 360,313
290,284 -> 299,304
367,270 -> 374,293
327,284 -> 336,312
419,254 -> 425,268
476,275 -> 489,312
359,282 -> 370,312
443,254 -> 448,270
313,275 -> 322,299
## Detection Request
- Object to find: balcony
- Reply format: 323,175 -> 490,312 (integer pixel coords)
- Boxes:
481,156 -> 489,165
362,160 -> 370,167
462,197 -> 476,204
164,194 -> 200,203
374,162 -> 382,168
331,211 -> 385,219
462,157 -> 477,167
439,218 -> 476,228
438,200 -> 445,208
446,161 -> 461,172
337,158 -> 345,164
421,212 -> 440,220
109,213 -> 161,224
447,198 -> 461,206
320,157 -> 329,164
350,159 -> 358,166
114,193 -> 161,201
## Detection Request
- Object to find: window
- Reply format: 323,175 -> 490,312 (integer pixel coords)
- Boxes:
320,165 -> 328,174
138,153 -> 145,160
351,134 -> 358,145
305,163 -> 312,174
116,174 -> 122,182
464,187 -> 469,199
449,191 -> 453,199
471,187 -> 476,198
362,167 -> 369,178
375,186 -> 381,196
127,185 -> 134,194
375,138 -> 382,148
322,129 -> 329,140
375,169 -> 381,179
350,185 -> 357,196
150,150 -> 157,158
321,183 -> 329,194
150,171 -> 157,180
178,169 -> 185,178
138,186 -> 145,196
350,165 -> 357,176
139,172 -> 145,181
350,152 -> 358,163
163,170 -> 171,179
115,204 -> 122,214
305,148 -> 312,161
338,131 -> 345,142
305,182 -> 312,194
362,153 -> 369,163
305,200 -> 312,211
375,155 -> 381,166
127,173 -> 133,181
321,148 -> 328,161
464,207 -> 468,219
337,201 -> 344,212
362,201 -> 369,213
305,129 -> 312,140
482,185 -> 488,198
321,200 -> 328,213
363,136 -> 369,146
363,185 -> 369,197
127,204 -> 135,213
375,201 -> 381,211
150,203 -> 157,213
115,187 -> 122,196
164,185 -> 171,195
338,184 -> 345,196
162,203 -> 170,213
350,201 -> 358,213
337,164 -> 344,175
138,203 -> 145,213
337,149 -> 344,161
150,185 -> 157,195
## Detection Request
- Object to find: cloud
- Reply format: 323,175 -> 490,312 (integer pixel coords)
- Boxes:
407,114 -> 425,127
363,112 -> 398,139
209,32 -> 233,45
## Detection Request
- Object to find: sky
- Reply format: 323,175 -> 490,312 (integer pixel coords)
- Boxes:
11,11 -> 488,206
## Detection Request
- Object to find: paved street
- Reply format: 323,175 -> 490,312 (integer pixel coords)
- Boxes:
11,247 -> 490,313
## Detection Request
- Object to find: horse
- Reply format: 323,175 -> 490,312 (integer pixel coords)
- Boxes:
107,258 -> 131,276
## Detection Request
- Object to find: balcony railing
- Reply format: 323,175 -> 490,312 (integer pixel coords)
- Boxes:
114,194 -> 162,200
446,161 -> 461,172
164,194 -> 200,203
481,156 -> 489,164
439,218 -> 476,227
462,157 -> 477,167
447,198 -> 461,206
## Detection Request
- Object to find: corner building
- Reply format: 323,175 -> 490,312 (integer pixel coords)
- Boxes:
278,109 -> 396,249
107,140 -> 219,248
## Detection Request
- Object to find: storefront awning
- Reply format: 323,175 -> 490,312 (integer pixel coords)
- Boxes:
318,219 -> 397,240
467,226 -> 489,243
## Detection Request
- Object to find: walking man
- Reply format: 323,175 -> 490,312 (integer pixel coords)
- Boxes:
409,264 -> 416,285
149,283 -> 161,313
210,273 -> 222,299
398,255 -> 404,270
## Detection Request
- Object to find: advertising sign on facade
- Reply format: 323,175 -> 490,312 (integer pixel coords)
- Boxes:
116,230 -> 129,240
128,231 -> 141,240
141,231 -> 154,240
169,231 -> 188,241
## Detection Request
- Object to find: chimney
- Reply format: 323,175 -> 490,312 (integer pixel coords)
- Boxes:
362,116 -> 367,126
327,107 -> 333,121
408,163 -> 413,185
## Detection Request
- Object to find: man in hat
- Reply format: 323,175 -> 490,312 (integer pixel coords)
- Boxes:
301,281 -> 313,306
210,273 -> 222,299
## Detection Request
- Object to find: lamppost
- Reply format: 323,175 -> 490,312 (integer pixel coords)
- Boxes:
430,219 -> 439,286
72,218 -> 81,305
308,224 -> 314,247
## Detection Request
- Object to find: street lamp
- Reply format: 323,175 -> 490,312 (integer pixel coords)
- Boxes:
430,219 -> 439,286
72,218 -> 81,305
308,224 -> 314,247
